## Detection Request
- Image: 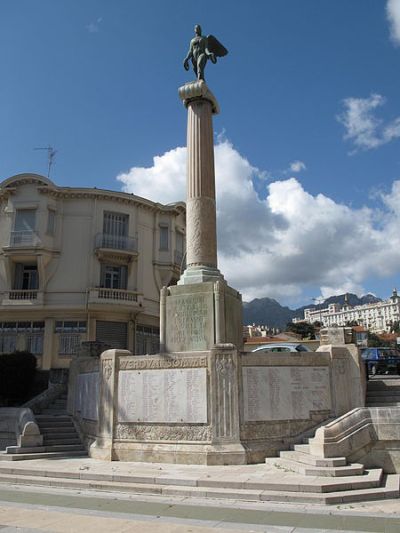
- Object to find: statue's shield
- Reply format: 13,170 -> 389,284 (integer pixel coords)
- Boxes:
207,35 -> 228,57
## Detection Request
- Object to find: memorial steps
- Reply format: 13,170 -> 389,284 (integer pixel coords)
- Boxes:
366,377 -> 400,407
0,394 -> 87,461
0,458 -> 398,504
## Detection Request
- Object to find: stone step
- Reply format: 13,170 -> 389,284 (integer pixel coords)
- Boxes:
0,468 -> 395,505
43,444 -> 85,453
366,395 -> 400,402
40,410 -> 68,415
366,389 -> 400,396
366,402 -> 400,407
36,415 -> 72,422
43,438 -> 81,446
0,451 -> 87,461
36,421 -> 75,428
0,463 -> 384,494
38,427 -> 76,434
278,451 -> 348,469
275,457 -> 365,477
293,444 -> 310,453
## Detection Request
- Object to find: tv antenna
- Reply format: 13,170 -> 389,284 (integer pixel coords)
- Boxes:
34,145 -> 57,178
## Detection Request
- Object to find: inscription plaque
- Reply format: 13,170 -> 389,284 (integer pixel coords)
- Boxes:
166,292 -> 213,351
118,368 -> 208,423
243,366 -> 330,421
75,372 -> 99,421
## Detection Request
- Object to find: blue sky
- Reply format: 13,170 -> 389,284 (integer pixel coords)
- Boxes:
1,1 -> 400,307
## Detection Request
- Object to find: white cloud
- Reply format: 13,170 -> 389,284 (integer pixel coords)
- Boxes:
289,160 -> 306,173
337,94 -> 400,151
86,17 -> 103,33
116,140 -> 400,303
387,0 -> 400,46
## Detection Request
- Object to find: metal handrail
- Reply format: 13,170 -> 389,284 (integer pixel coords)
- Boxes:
94,233 -> 138,252
10,230 -> 41,247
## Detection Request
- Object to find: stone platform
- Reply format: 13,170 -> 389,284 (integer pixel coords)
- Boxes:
0,456 -> 398,505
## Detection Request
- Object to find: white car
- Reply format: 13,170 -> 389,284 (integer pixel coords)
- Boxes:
251,343 -> 312,353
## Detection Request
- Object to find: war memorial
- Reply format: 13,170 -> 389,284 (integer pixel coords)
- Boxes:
1,26 -> 400,506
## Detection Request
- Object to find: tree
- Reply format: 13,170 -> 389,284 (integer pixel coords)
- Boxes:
286,322 -> 316,339
367,332 -> 387,348
0,351 -> 37,406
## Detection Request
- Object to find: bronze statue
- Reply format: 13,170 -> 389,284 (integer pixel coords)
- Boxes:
183,25 -> 228,81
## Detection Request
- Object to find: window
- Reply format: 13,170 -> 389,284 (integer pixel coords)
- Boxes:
47,209 -> 56,235
103,212 -> 128,237
136,325 -> 160,355
12,209 -> 37,245
55,321 -> 86,356
15,209 -> 36,232
0,321 -> 44,354
159,224 -> 169,251
100,265 -> 127,290
13,264 -> 38,290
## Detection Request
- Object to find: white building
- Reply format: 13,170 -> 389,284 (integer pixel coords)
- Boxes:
0,173 -> 186,370
296,291 -> 400,333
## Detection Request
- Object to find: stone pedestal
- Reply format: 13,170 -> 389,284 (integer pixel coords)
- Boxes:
161,281 -> 243,353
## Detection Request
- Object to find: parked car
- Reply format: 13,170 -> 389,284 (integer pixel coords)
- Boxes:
360,347 -> 400,375
251,343 -> 312,353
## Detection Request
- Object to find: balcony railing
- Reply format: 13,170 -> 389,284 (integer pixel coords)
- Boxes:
88,288 -> 142,305
1,290 -> 43,306
8,290 -> 39,300
10,230 -> 41,247
95,233 -> 138,253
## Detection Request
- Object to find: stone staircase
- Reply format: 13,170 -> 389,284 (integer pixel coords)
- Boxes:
267,421 -> 400,502
0,392 -> 87,461
366,376 -> 400,407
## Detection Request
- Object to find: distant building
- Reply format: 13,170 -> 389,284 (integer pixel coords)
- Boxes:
294,290 -> 400,334
0,173 -> 186,370
243,324 -> 280,338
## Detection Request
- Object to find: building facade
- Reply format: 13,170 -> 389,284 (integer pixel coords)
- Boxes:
0,173 -> 186,370
296,291 -> 400,333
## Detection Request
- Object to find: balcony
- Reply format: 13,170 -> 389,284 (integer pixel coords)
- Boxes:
1,290 -> 44,306
9,230 -> 41,247
88,288 -> 143,311
94,233 -> 138,262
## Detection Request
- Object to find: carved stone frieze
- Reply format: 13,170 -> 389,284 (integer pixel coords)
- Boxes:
115,423 -> 211,442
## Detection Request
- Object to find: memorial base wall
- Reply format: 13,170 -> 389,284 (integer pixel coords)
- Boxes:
68,343 -> 366,465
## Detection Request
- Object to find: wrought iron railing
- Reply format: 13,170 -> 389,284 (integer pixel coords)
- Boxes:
59,333 -> 81,355
95,233 -> 138,252
10,230 -> 40,247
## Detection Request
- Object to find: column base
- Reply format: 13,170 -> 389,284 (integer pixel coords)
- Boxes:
178,265 -> 224,285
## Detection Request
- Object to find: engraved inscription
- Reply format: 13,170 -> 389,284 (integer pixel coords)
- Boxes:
166,294 -> 213,351
243,366 -> 331,421
119,356 -> 208,370
118,368 -> 208,423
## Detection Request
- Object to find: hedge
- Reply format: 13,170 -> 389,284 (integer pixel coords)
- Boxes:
0,351 -> 37,405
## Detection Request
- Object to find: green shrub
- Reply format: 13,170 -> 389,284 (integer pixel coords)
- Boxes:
0,351 -> 37,405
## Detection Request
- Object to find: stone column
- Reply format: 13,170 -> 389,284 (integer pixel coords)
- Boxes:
178,80 -> 223,285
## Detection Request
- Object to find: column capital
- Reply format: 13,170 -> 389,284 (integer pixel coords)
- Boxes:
179,80 -> 220,115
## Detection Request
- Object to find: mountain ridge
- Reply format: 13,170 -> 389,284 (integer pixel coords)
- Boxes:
243,293 -> 382,329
